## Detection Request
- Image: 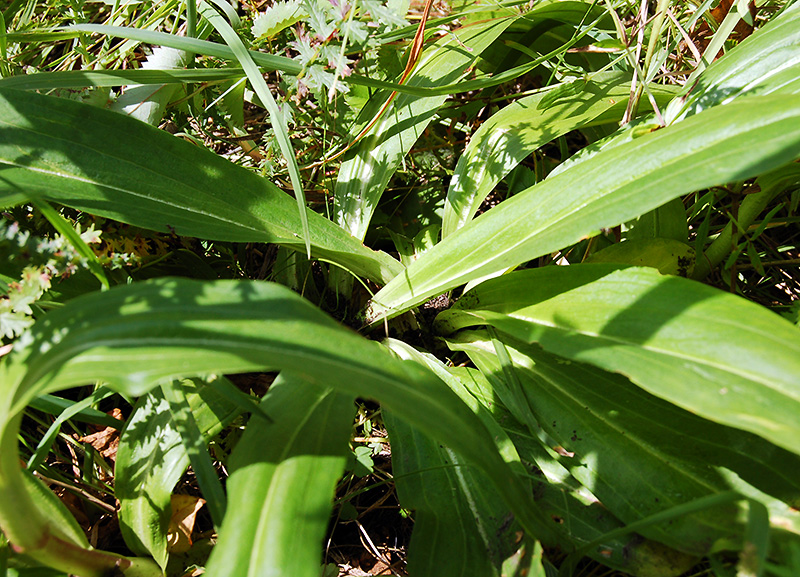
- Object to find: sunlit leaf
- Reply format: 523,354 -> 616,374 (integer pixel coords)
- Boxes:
0,88 -> 401,284
204,373 -> 354,577
436,265 -> 800,458
367,94 -> 800,320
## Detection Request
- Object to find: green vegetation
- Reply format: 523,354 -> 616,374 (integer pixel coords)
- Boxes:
1,0 -> 799,575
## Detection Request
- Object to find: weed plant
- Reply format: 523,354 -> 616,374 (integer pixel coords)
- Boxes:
0,0 -> 799,575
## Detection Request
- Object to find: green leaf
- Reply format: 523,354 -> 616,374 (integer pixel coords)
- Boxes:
27,386 -> 117,471
0,88 -> 401,284
436,265 -> 800,458
666,2 -> 800,124
28,394 -> 123,429
116,378 -> 241,568
334,16 -> 516,241
0,277 -> 561,573
442,74 -> 678,238
160,379 -> 227,528
198,0 -> 311,257
585,238 -> 695,276
0,68 -> 248,90
385,410 -> 520,576
623,198 -> 689,243
251,0 -> 306,40
367,94 -> 800,320
454,364 -> 700,576
204,373 -> 354,577
449,332 -> 800,556
382,342 -> 528,576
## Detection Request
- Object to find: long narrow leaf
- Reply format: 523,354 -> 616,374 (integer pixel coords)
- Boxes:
453,364 -> 701,576
198,0 -> 310,257
442,74 -> 677,238
436,265 -> 800,458
667,1 -> 800,123
448,332 -> 800,556
334,16 -> 515,241
204,373 -> 354,577
0,88 -> 401,284
116,379 -> 241,567
0,68 -> 247,90
366,94 -> 800,320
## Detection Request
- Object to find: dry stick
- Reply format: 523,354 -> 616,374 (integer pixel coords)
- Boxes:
309,0 -> 435,168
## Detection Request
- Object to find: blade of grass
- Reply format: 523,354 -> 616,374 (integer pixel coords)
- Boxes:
44,23 -> 607,98
26,386 -> 116,472
28,394 -> 122,429
198,0 -> 310,257
0,68 -> 246,90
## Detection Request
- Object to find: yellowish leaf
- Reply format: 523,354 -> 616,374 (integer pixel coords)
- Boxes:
167,494 -> 206,553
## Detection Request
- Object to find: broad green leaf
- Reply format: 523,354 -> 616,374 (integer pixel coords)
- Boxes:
0,277 -> 561,572
449,333 -> 800,556
666,1 -> 800,124
623,198 -> 688,243
384,339 -> 698,574
382,342 -> 525,576
366,94 -> 800,320
452,364 -> 700,576
205,373 -> 354,577
116,378 -> 241,568
585,238 -> 695,276
0,88 -> 401,284
442,73 -> 678,238
384,411 -> 520,577
436,265 -> 800,458
334,16 -> 515,241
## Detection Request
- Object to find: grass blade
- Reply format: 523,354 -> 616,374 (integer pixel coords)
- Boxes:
160,379 -> 227,528
198,0 -> 310,257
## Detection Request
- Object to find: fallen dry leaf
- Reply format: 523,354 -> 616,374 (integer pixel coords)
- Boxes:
78,408 -> 124,462
167,494 -> 206,553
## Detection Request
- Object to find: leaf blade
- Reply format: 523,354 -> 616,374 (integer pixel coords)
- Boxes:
438,265 -> 800,457
367,94 -> 800,319
0,88 -> 401,284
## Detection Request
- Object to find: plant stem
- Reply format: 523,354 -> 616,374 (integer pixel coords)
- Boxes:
693,167 -> 800,280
